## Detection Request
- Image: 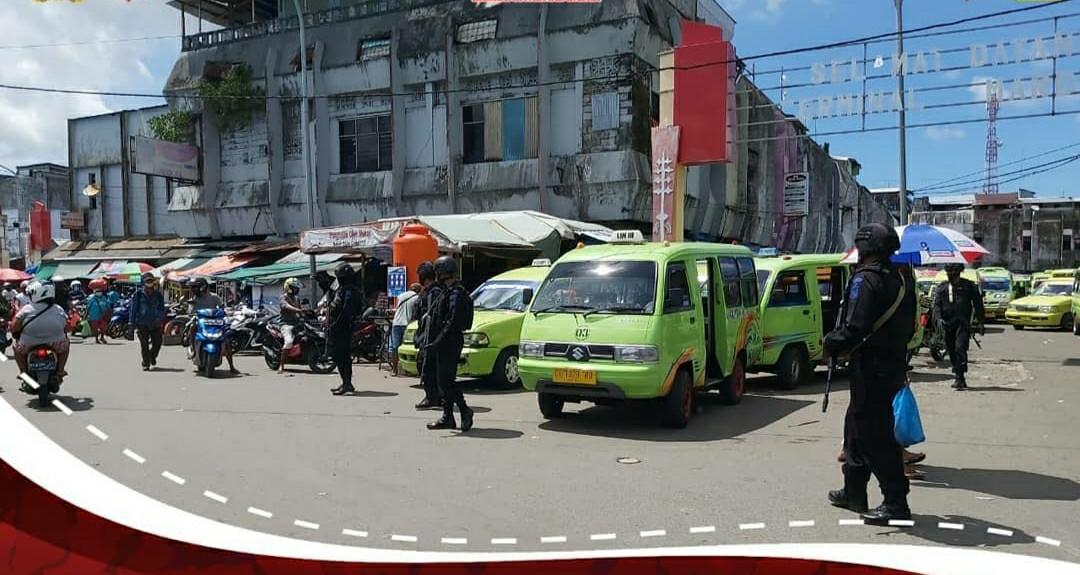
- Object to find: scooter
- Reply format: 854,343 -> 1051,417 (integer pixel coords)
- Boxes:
262,316 -> 336,374
191,308 -> 230,378
351,309 -> 385,363
107,299 -> 132,340
227,306 -> 266,354
20,345 -> 62,407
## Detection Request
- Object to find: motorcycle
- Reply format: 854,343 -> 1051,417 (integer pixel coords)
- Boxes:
0,318 -> 10,354
351,309 -> 386,363
107,299 -> 133,340
20,345 -> 62,407
191,308 -> 231,378
262,315 -> 336,374
227,306 -> 267,354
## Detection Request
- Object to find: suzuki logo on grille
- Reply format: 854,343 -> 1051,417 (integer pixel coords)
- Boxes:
567,345 -> 590,362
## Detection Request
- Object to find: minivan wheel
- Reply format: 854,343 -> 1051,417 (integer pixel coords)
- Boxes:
1013,324 -> 1025,331
491,348 -> 521,389
538,393 -> 564,419
718,356 -> 746,406
1073,315 -> 1080,336
1060,313 -> 1073,332
661,369 -> 693,429
776,345 -> 809,390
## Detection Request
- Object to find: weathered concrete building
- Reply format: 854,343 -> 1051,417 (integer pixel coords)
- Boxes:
68,0 -> 892,254
0,163 -> 70,265
911,192 -> 1080,272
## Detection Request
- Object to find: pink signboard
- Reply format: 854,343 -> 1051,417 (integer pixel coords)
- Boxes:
651,126 -> 680,242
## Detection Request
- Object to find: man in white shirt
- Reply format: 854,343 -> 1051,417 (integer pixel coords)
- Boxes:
390,283 -> 422,375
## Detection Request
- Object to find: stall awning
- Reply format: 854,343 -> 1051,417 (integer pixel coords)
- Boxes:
249,262 -> 344,286
34,262 -> 59,282
172,254 -> 258,278
50,261 -> 100,280
219,262 -> 309,282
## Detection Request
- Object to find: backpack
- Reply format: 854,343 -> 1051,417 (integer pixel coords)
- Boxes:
449,283 -> 474,333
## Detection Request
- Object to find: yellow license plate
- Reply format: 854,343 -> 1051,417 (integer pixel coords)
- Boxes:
552,367 -> 597,385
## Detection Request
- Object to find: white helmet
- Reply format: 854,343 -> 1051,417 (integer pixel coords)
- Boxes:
29,282 -> 55,304
70,280 -> 82,289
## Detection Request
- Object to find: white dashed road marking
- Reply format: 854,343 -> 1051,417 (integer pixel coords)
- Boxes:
739,522 -> 766,530
51,399 -> 72,415
247,507 -> 273,519
689,526 -> 716,534
889,520 -> 915,527
839,519 -> 865,526
788,520 -> 815,528
441,537 -> 468,545
938,522 -> 964,531
590,533 -> 616,541
342,529 -> 368,538
19,373 -> 38,389
203,490 -> 228,504
122,449 -> 146,464
85,424 -> 108,441
1037,536 -> 1062,547
293,519 -> 319,530
161,471 -> 186,486
987,527 -> 1014,537
391,534 -> 417,543
491,538 -> 517,545
540,536 -> 567,544
639,530 -> 666,538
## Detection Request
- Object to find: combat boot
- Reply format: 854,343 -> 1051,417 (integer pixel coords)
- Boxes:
861,503 -> 912,525
951,373 -> 967,390
427,415 -> 457,430
828,489 -> 868,513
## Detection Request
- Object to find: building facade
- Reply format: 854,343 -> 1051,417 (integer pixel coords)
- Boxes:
0,163 -> 70,266
68,0 -> 893,254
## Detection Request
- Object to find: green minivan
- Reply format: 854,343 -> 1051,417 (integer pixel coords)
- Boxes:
397,260 -> 552,388
517,233 -> 762,428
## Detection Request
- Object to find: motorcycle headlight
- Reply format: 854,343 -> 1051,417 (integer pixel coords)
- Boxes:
614,345 -> 659,363
463,332 -> 489,348
520,341 -> 544,358
404,328 -> 416,344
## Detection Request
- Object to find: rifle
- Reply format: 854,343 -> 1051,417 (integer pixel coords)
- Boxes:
971,333 -> 983,350
822,356 -> 836,413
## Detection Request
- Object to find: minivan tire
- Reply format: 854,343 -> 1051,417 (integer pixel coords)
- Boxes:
661,369 -> 693,429
1013,324 -> 1025,331
538,393 -> 564,419
718,355 -> 746,406
776,345 -> 809,390
1060,313 -> 1073,332
1074,315 -> 1080,336
491,348 -> 521,389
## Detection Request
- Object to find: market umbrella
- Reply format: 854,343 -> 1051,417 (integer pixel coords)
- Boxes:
105,262 -> 154,281
841,224 -> 990,265
0,268 -> 31,282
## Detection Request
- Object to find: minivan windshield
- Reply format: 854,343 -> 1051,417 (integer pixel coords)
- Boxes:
532,260 -> 657,314
472,280 -> 540,312
980,279 -> 1011,293
1033,282 -> 1073,296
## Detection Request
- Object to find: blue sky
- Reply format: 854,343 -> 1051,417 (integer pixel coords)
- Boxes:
720,0 -> 1080,198
3,0 -> 1077,200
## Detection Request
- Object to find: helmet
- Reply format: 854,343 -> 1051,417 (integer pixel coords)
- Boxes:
70,280 -> 82,289
335,263 -> 355,280
30,282 -> 55,304
945,263 -> 965,274
418,261 -> 436,283
433,255 -> 456,278
190,277 -> 208,292
854,223 -> 900,258
88,279 -> 108,292
19,280 -> 28,290
284,278 -> 303,293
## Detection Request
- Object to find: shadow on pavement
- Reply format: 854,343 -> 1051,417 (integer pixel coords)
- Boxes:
339,390 -> 398,398
149,367 -> 186,373
878,514 -> 1036,549
982,326 -> 1007,335
915,465 -> 1080,501
907,372 -> 954,384
961,385 -> 1023,392
451,428 -> 524,439
538,394 -> 814,442
1062,358 -> 1080,367
29,395 -> 95,412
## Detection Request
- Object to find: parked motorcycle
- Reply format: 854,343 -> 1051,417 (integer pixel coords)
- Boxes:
107,298 -> 133,340
19,345 -> 63,407
262,315 -> 336,374
163,302 -> 191,347
351,309 -> 386,363
227,306 -> 267,354
191,308 -> 231,378
0,318 -> 11,355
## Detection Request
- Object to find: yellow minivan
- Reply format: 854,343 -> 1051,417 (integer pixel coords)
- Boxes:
517,232 -> 762,428
751,254 -> 848,389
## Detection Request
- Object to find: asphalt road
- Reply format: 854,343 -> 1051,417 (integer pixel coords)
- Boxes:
2,325 -> 1079,562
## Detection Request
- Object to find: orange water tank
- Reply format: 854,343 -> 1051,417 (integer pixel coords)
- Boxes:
392,223 -> 439,287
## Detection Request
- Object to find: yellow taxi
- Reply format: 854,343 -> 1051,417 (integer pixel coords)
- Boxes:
1005,278 -> 1075,331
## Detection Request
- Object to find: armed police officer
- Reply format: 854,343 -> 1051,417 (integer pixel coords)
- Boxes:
413,261 -> 443,410
825,223 -> 915,524
424,256 -> 474,432
932,263 -> 984,390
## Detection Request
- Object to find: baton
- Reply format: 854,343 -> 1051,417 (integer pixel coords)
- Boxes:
822,356 -> 836,413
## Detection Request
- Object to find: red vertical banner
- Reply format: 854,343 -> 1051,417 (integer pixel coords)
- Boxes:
674,21 -> 732,165
651,125 -> 680,242
29,201 -> 51,252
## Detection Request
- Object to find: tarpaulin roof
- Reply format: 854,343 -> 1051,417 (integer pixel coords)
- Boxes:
50,261 -> 100,280
248,262 -> 344,286
300,211 -> 613,259
151,257 -> 209,276
219,262 -> 309,282
171,254 -> 258,278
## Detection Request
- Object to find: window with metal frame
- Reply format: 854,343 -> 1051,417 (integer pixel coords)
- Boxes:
664,261 -> 694,313
718,256 -> 742,308
358,38 -> 390,61
737,257 -> 760,307
768,270 -> 808,307
338,114 -> 392,173
456,19 -> 497,43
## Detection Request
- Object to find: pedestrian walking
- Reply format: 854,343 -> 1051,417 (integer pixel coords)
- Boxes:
328,264 -> 360,396
389,282 -> 422,376
824,223 -> 915,524
424,256 -> 474,432
413,261 -> 443,410
85,283 -> 112,344
933,263 -> 985,390
129,273 -> 167,371
278,278 -> 305,375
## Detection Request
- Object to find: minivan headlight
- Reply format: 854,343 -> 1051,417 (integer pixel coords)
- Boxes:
614,345 -> 659,363
520,341 -> 544,358
1039,305 -> 1056,313
463,332 -> 489,348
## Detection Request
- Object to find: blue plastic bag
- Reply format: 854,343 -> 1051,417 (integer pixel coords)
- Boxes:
893,384 -> 925,447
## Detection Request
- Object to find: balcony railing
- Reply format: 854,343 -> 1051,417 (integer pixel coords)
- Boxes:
182,0 -> 453,52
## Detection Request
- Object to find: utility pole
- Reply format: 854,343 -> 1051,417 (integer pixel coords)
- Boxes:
292,0 -> 318,303
895,0 -> 909,225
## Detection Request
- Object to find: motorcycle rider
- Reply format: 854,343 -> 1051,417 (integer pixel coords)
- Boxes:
69,280 -> 86,304
188,277 -> 238,374
52,276 -> 72,313
278,278 -> 305,375
129,273 -> 166,371
933,263 -> 985,390
16,280 -> 32,308
824,223 -> 914,524
414,261 -> 443,410
424,256 -> 474,432
328,264 -> 360,396
12,282 -> 70,379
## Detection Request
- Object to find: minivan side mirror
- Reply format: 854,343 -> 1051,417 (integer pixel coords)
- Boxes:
522,288 -> 534,307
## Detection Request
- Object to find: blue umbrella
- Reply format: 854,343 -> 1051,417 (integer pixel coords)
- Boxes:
842,224 -> 990,265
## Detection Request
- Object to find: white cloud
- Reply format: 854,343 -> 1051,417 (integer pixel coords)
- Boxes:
0,1 -> 183,169
924,126 -> 966,142
750,0 -> 788,21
